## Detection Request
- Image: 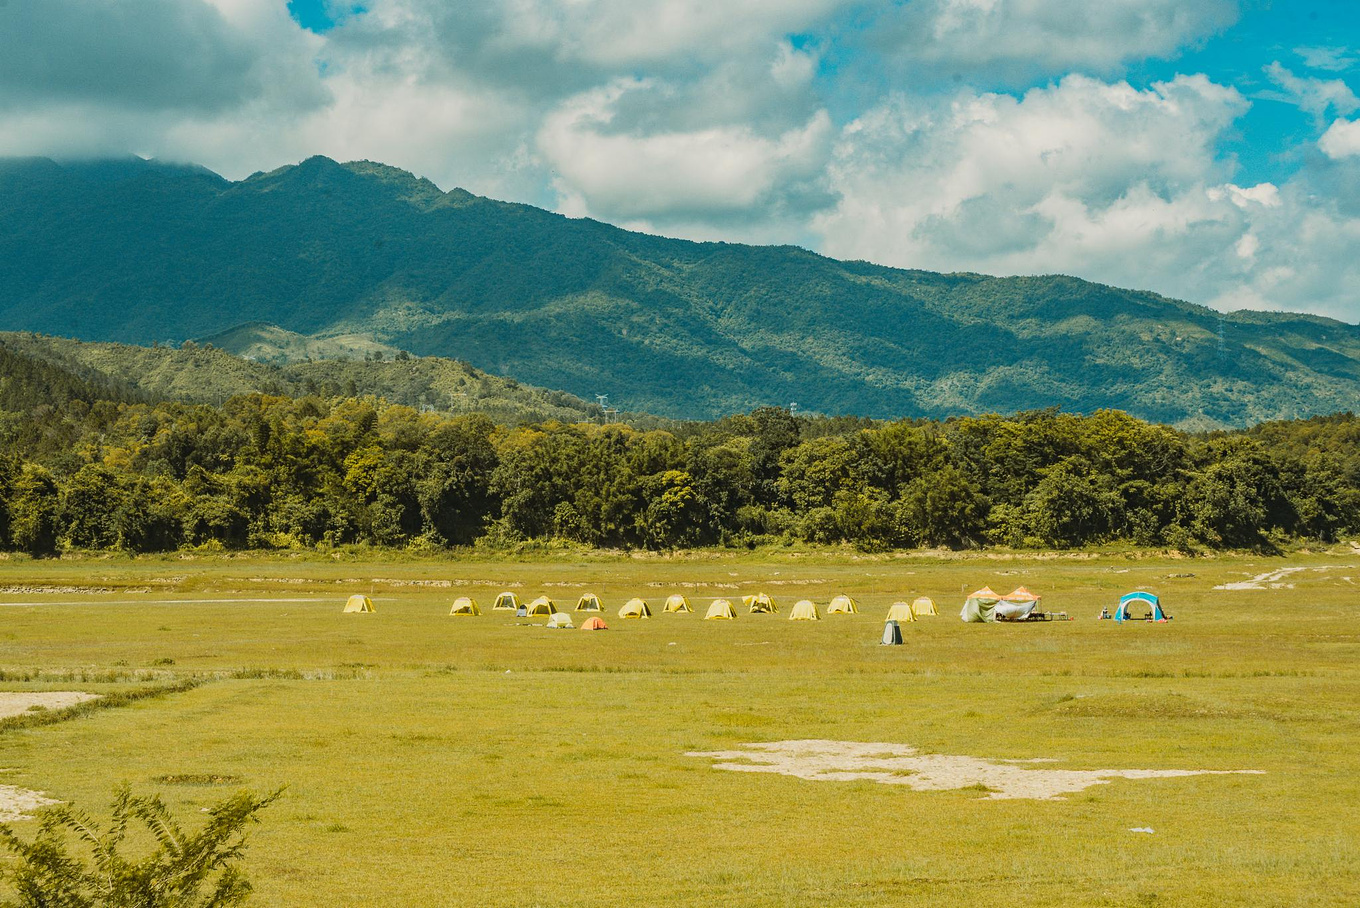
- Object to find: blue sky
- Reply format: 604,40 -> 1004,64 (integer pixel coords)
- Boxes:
1128,0 -> 1359,183
3,0 -> 1360,320
286,0 -> 361,33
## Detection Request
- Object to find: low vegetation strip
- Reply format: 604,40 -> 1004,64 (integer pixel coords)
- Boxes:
0,679 -> 201,735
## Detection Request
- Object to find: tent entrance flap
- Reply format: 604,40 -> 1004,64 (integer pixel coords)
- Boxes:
1116,591 -> 1168,622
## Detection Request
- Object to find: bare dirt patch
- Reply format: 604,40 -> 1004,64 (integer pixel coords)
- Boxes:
1213,568 -> 1307,590
1212,565 -> 1347,591
0,785 -> 57,822
0,691 -> 100,719
686,740 -> 1263,800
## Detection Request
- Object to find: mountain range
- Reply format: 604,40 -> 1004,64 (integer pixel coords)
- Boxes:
2,154 -> 1359,427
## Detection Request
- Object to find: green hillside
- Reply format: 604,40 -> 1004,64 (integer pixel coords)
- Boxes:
2,155 -> 1359,426
195,322 -> 400,365
0,332 -> 609,426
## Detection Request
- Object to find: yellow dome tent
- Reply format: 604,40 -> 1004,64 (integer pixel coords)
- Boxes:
789,600 -> 820,621
886,601 -> 917,623
526,596 -> 558,616
705,599 -> 737,620
911,596 -> 938,616
575,593 -> 604,612
619,598 -> 652,619
663,594 -> 692,613
492,591 -> 520,611
343,594 -> 374,613
827,595 -> 858,614
744,592 -> 777,614
449,596 -> 480,616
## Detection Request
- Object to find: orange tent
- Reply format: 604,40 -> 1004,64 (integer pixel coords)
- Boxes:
580,616 -> 608,630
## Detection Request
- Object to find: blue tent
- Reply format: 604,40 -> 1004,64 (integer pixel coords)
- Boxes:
1116,591 -> 1168,622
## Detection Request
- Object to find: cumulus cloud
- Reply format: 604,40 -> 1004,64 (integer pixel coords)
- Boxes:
538,78 -> 833,225
1320,118 -> 1360,160
491,0 -> 850,67
870,0 -> 1240,79
326,0 -> 848,93
814,73 -> 1360,319
0,0 -> 321,113
816,75 -> 1248,265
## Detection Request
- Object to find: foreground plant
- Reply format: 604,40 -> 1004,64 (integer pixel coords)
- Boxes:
0,785 -> 282,907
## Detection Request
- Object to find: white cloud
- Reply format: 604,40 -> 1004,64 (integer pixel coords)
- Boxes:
0,0 -> 323,114
814,73 -> 1360,319
1262,62 -> 1359,123
872,0 -> 1240,78
340,0 -> 849,83
817,75 -> 1248,264
1320,118 -> 1360,160
485,0 -> 850,66
538,78 -> 832,223
1295,45 -> 1358,73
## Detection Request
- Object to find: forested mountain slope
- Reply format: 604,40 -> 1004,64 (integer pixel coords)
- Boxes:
0,332 -> 607,425
2,155 -> 1359,426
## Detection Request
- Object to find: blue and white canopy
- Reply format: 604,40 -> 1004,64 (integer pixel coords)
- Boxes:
1116,591 -> 1167,622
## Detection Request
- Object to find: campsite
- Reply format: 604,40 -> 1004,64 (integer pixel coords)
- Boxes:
1,547 -> 1357,906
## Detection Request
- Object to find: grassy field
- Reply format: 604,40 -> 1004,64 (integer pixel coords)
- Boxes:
0,548 -> 1357,906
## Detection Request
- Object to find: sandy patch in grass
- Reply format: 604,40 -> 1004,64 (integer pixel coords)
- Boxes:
686,740 -> 1263,800
0,785 -> 58,822
1212,566 -> 1347,590
0,691 -> 100,719
1214,568 -> 1307,590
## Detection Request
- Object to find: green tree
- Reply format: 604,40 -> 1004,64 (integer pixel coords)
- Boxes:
1183,456 -> 1272,548
1021,456 -> 1123,547
8,464 -> 60,557
897,465 -> 989,548
0,456 -> 15,548
643,470 -> 707,549
417,415 -> 500,545
59,464 -> 125,550
777,436 -> 861,510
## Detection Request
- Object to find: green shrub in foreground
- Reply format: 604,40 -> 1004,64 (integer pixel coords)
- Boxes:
0,785 -> 281,908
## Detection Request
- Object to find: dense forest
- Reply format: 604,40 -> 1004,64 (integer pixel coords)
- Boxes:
2,338 -> 1357,556
5,156 -> 1360,426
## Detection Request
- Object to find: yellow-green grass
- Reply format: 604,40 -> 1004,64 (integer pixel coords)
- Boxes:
0,549 -> 1357,906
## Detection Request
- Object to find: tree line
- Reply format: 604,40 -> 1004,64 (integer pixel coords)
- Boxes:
1,390 -> 1357,556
